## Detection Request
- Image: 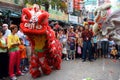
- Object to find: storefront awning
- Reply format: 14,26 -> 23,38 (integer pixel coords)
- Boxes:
0,1 -> 22,17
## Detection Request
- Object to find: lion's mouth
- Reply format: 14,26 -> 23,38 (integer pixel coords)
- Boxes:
24,23 -> 43,30
20,23 -> 46,35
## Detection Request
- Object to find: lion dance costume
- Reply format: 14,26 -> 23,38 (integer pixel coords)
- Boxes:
20,4 -> 62,78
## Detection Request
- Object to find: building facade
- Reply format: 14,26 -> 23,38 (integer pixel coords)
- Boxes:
0,0 -> 24,25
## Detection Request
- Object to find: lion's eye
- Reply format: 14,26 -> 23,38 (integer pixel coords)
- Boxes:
25,16 -> 28,19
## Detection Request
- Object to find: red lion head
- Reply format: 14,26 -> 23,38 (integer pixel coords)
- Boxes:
20,4 -> 49,35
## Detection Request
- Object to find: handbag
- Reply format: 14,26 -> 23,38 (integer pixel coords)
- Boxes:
77,46 -> 81,54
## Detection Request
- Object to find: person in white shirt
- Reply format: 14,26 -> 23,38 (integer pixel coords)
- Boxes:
2,24 -> 11,38
17,29 -> 25,45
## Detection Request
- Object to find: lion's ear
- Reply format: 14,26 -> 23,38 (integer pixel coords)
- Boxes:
38,12 -> 49,24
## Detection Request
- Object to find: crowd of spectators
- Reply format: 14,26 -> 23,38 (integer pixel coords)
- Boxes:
0,24 -> 30,80
0,21 -> 120,80
53,21 -> 120,62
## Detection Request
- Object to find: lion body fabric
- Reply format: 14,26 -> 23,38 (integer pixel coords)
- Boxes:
20,4 -> 62,78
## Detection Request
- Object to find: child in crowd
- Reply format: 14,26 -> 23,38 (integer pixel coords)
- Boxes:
108,36 -> 115,58
110,46 -> 117,59
62,43 -> 69,60
69,38 -> 76,60
19,38 -> 28,73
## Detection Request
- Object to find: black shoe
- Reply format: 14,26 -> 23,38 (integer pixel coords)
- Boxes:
82,59 -> 86,62
94,58 -> 97,60
89,59 -> 93,62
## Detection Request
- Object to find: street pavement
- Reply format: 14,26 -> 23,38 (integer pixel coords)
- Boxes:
18,58 -> 120,80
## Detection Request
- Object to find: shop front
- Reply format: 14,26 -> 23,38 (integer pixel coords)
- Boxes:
0,1 -> 23,26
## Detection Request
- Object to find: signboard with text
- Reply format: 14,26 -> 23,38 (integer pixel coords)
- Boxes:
49,9 -> 68,22
68,0 -> 73,13
69,14 -> 78,23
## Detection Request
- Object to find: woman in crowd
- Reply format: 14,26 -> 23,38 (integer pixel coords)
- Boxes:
62,29 -> 69,60
0,27 -> 9,80
57,29 -> 63,43
75,29 -> 79,58
77,26 -> 84,58
7,24 -> 24,80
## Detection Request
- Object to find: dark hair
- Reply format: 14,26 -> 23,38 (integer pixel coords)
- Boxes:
19,38 -> 22,40
84,18 -> 88,21
0,27 -> 5,35
10,24 -> 18,31
63,29 -> 67,34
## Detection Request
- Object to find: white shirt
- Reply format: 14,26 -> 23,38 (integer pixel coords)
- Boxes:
4,29 -> 11,38
101,38 -> 108,41
16,30 -> 26,44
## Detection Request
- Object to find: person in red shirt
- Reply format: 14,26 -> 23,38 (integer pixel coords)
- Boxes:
82,24 -> 93,62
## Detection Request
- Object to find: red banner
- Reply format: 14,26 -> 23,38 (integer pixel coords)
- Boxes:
74,0 -> 84,10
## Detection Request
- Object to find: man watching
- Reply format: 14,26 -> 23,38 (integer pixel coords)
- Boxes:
2,24 -> 11,38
